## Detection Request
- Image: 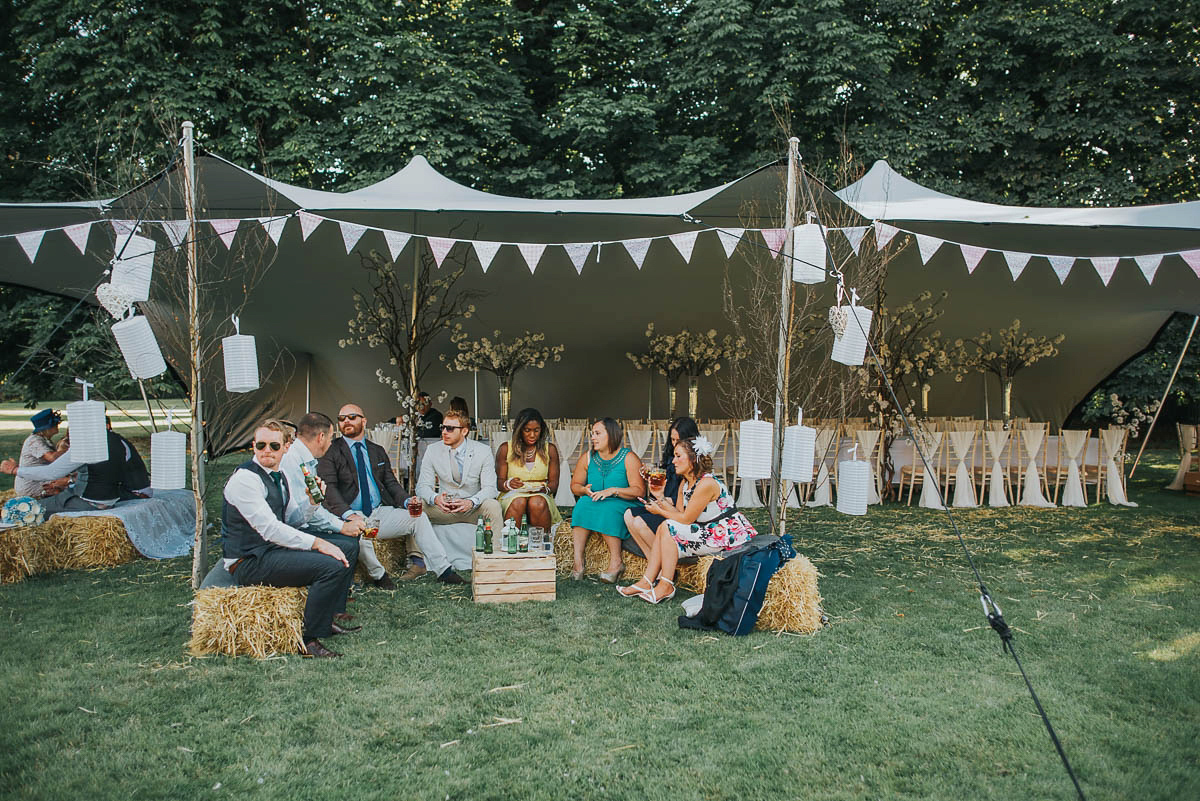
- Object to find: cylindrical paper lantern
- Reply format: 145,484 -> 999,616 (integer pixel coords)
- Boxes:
831,305 -> 874,366
222,334 -> 260,393
791,224 -> 827,284
110,233 -> 155,302
66,400 -> 108,463
151,429 -> 187,490
781,424 -> 816,482
836,460 -> 870,516
737,418 -> 773,479
112,315 -> 167,379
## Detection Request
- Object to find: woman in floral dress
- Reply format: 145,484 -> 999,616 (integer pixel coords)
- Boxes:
619,435 -> 756,604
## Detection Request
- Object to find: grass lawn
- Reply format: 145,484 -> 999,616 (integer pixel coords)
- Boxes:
0,426 -> 1196,800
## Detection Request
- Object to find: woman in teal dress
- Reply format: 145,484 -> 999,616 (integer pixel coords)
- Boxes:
570,417 -> 645,583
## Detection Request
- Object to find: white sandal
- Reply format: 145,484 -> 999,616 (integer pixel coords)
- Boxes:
640,576 -> 675,605
618,575 -> 654,598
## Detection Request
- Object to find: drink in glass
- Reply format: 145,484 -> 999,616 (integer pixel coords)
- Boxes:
363,517 -> 380,539
648,468 -> 667,492
407,496 -> 423,517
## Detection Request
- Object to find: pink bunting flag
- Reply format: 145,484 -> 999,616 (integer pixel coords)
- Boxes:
472,241 -> 501,273
384,231 -> 411,261
340,221 -> 368,254
1048,255 -> 1075,285
624,238 -> 652,270
761,228 -> 788,256
258,217 -> 288,246
16,230 -> 45,263
427,237 -> 456,268
669,231 -> 700,263
874,222 -> 900,250
1090,257 -> 1119,286
298,211 -> 322,241
209,219 -> 241,249
111,220 -> 138,239
1180,249 -> 1200,279
915,234 -> 942,265
960,244 -> 987,274
563,243 -> 593,274
717,228 -> 744,259
517,243 -> 546,274
1002,251 -> 1031,281
842,226 -> 869,255
161,220 -> 190,249
63,223 -> 93,254
1134,254 -> 1162,284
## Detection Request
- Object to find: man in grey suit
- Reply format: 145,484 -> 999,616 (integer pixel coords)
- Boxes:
417,409 -> 502,532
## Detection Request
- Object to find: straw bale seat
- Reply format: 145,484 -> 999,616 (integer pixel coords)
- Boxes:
0,514 -> 137,583
353,536 -> 409,583
189,583 -> 307,658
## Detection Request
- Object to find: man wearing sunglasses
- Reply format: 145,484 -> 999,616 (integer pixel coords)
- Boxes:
221,420 -> 357,659
416,409 -> 502,534
318,404 -> 464,586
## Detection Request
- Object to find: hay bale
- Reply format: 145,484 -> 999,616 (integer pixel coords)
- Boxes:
188,586 -> 307,658
353,535 -> 408,583
552,522 -> 705,587
682,553 -> 822,633
49,516 -> 137,569
0,489 -> 15,502
0,527 -> 34,584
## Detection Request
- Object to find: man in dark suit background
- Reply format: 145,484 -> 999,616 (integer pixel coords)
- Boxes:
318,403 -> 464,588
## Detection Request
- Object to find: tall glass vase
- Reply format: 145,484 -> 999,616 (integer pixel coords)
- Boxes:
667,382 -> 677,418
498,375 -> 512,428
687,375 -> 700,418
1002,378 -> 1013,422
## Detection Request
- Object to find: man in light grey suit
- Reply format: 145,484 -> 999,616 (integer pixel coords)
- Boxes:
417,409 -> 502,531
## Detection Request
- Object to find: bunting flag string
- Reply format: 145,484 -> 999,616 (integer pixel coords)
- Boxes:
384,230 -> 411,261
259,217 -> 288,246
63,223 -> 93,254
960,245 -> 987,274
625,238 -> 652,270
16,230 -> 45,263
842,226 -> 869,255
563,243 -> 593,274
1091,257 -> 1119,286
427,236 -> 457,268
1134,254 -> 1162,284
1003,251 -> 1031,281
161,220 -> 190,249
1180,250 -> 1200,279
472,240 -> 501,273
915,234 -> 942,265
1048,255 -> 1075,285
717,228 -> 744,259
874,221 -> 900,250
668,230 -> 699,264
298,211 -> 322,241
516,242 -> 546,274
761,228 -> 788,256
209,219 -> 241,249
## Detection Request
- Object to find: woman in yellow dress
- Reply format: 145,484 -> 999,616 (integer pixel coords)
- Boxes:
495,407 -> 562,530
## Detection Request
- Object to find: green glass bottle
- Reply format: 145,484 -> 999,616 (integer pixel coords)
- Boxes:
474,517 -> 485,552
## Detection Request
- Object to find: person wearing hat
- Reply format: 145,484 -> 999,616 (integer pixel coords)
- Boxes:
15,410 -> 71,500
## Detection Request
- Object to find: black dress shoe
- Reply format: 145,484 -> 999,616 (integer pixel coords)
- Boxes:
373,572 -> 397,591
301,639 -> 341,658
330,622 -> 362,636
438,568 -> 466,585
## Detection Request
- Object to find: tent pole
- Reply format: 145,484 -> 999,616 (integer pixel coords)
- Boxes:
305,358 -> 310,412
771,137 -> 800,532
1129,315 -> 1198,478
648,372 -> 653,420
473,370 -> 478,422
183,121 -> 207,590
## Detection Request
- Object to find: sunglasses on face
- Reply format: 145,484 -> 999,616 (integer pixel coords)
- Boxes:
254,441 -> 282,451
337,414 -> 364,422
441,424 -> 467,432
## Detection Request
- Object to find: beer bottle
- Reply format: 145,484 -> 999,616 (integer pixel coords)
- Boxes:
300,463 -> 324,504
483,522 -> 493,554
474,517 -> 485,552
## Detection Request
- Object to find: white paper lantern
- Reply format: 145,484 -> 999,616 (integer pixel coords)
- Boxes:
223,334 -> 260,393
791,224 -> 827,284
110,233 -> 155,302
111,315 -> 167,379
151,429 -> 187,490
836,460 -> 870,516
781,424 -> 817,482
737,418 -> 773,479
831,304 -> 874,366
66,399 -> 108,464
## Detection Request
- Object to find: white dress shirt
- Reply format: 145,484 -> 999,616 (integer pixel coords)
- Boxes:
279,439 -> 343,533
222,456 -> 316,568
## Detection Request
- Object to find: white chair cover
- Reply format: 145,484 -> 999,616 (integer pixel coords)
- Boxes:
1166,424 -> 1196,491
1018,427 -> 1055,507
625,428 -> 653,461
784,481 -> 802,508
736,478 -> 764,508
806,428 -> 837,508
854,429 -> 882,505
553,427 -> 583,508
1100,427 -> 1137,507
983,429 -> 1010,507
917,431 -> 945,510
948,429 -> 978,508
1059,430 -> 1089,507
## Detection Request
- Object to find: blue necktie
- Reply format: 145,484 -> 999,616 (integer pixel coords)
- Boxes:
354,441 -> 374,516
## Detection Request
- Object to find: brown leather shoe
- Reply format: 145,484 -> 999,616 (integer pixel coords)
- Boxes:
374,571 -> 399,590
398,564 -> 427,582
301,639 -> 341,658
330,622 -> 362,635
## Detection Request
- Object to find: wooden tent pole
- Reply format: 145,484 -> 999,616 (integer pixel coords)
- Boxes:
1129,315 -> 1198,479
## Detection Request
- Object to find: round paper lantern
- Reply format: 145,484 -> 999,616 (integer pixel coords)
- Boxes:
737,418 -> 773,479
222,334 -> 260,393
791,223 -> 827,284
831,304 -> 874,366
66,399 -> 109,463
781,424 -> 816,483
836,460 -> 870,516
112,315 -> 167,379
110,233 -> 155,302
151,429 -> 187,490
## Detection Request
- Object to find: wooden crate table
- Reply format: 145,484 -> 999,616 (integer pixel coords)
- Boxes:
471,549 -> 556,603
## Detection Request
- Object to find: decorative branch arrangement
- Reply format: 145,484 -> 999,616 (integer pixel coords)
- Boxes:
443,330 -> 564,419
628,323 -> 746,415
950,319 -> 1065,420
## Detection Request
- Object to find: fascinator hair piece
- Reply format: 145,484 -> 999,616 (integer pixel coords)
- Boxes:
691,434 -> 715,457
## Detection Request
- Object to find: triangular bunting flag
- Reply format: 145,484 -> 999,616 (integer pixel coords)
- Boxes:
111,220 -> 138,239
209,219 -> 241,249
340,221 -> 368,254
915,234 -> 942,265
1002,251 -> 1031,281
874,221 -> 900,250
161,220 -> 190,249
298,211 -> 322,241
761,228 -> 787,256
63,223 -> 92,254
427,236 -> 456,268
1134,254 -> 1162,284
473,241 -> 501,273
842,226 -> 869,254
516,243 -> 546,274
563,243 -> 593,274
16,230 -> 45,263
258,217 -> 287,246
669,231 -> 700,263
1090,257 -> 1119,286
1179,249 -> 1200,279
384,231 -> 411,261
960,244 -> 987,274
717,228 -> 744,259
625,238 -> 652,270
1048,255 -> 1075,284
